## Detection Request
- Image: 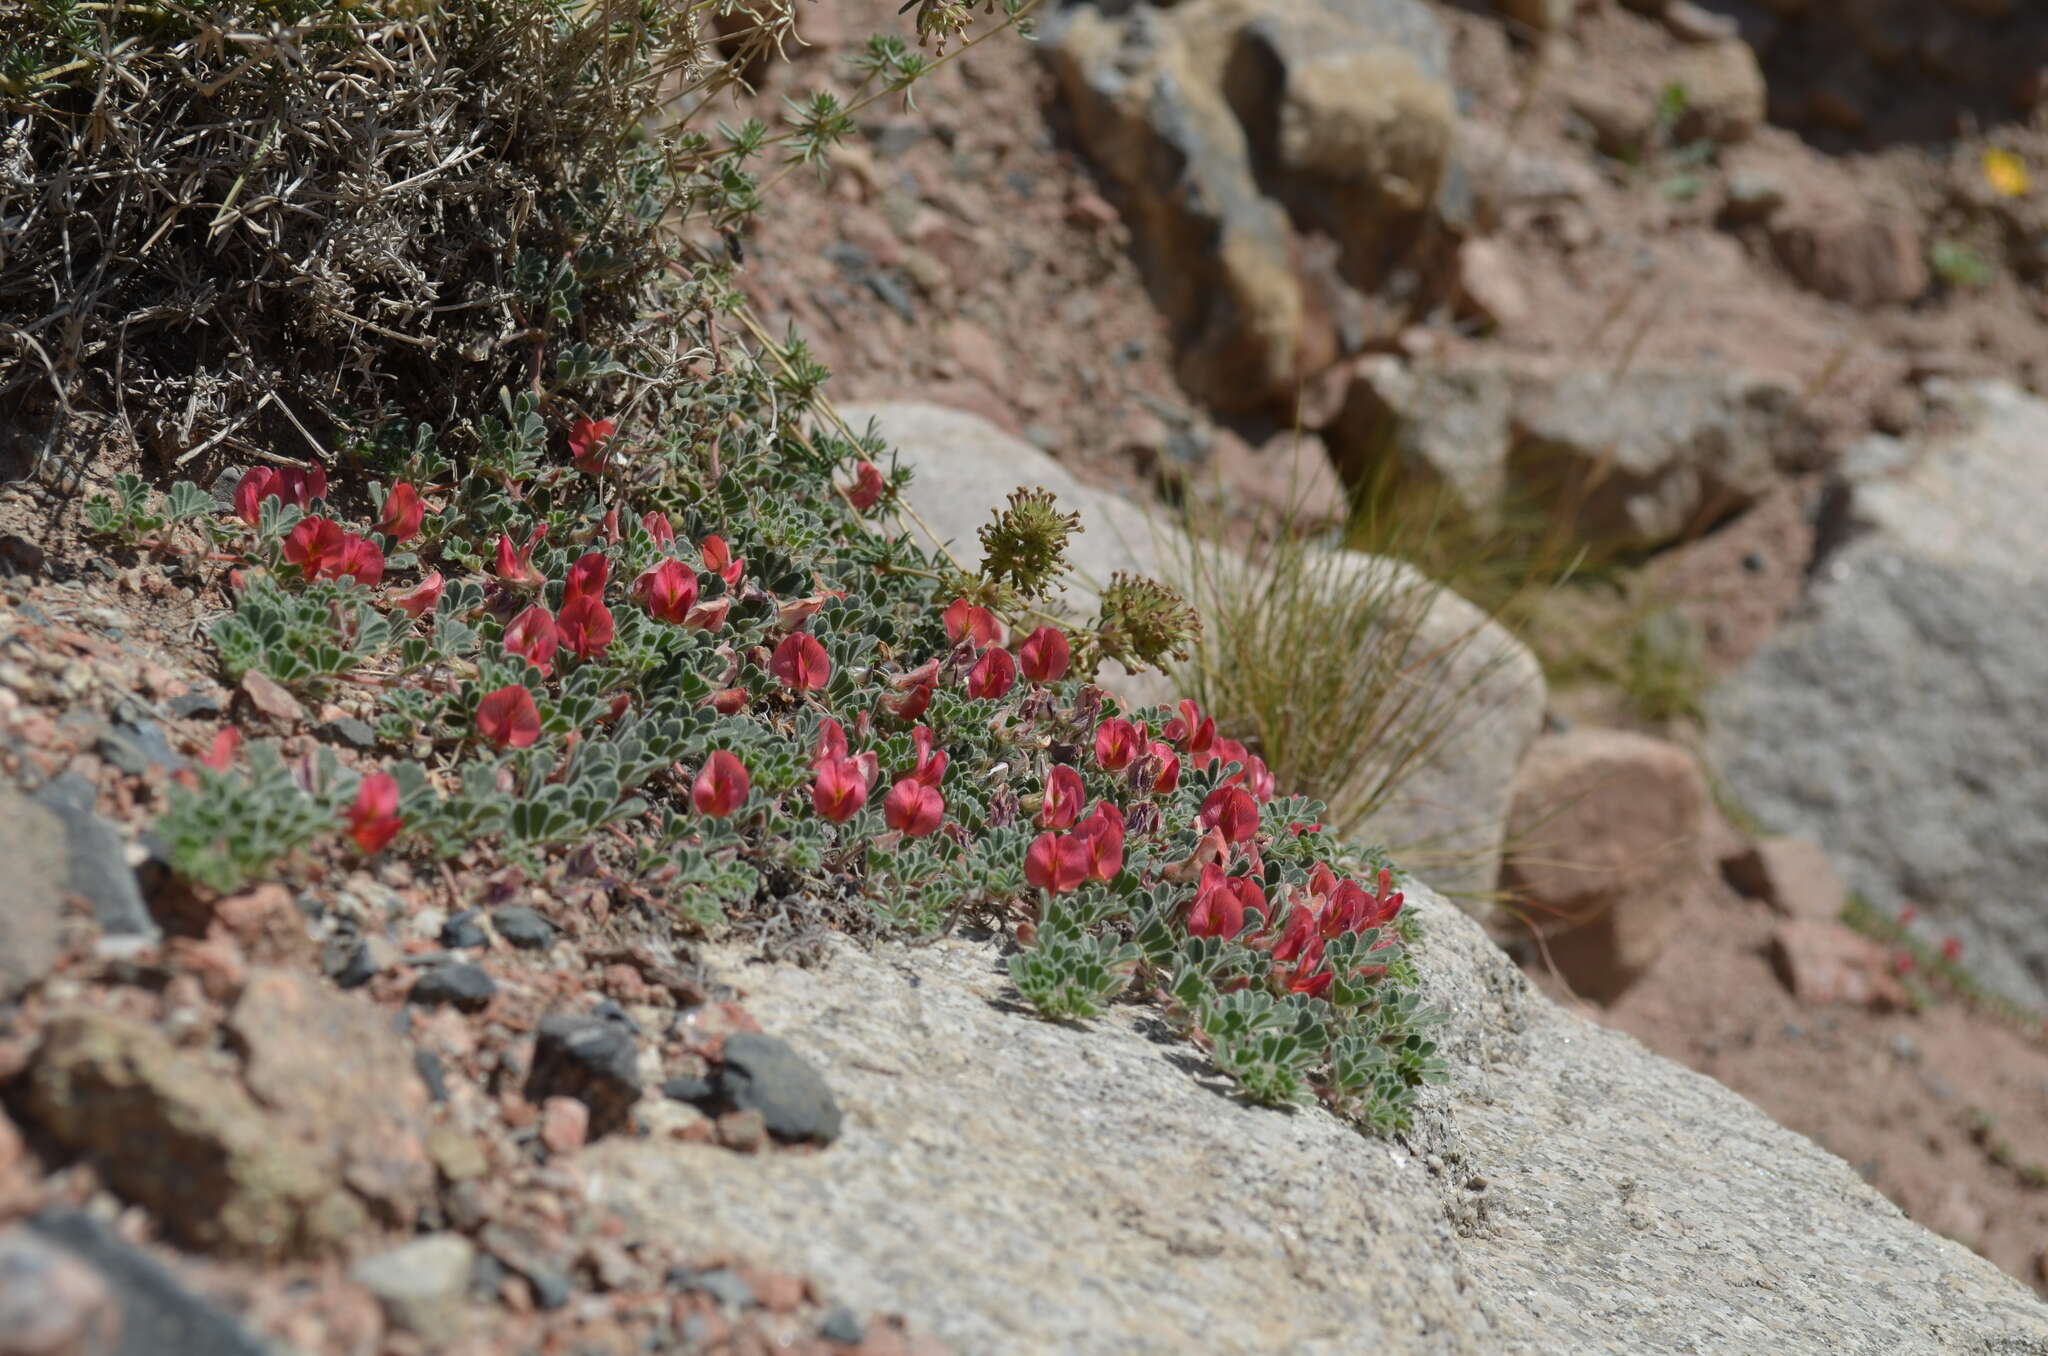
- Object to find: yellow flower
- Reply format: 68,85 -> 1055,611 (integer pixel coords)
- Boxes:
1982,148 -> 2030,199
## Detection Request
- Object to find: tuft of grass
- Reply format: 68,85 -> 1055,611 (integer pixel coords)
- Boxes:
1165,437 -> 1523,854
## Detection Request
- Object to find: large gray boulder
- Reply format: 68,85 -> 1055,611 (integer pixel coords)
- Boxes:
837,400 -> 1544,901
1709,380 -> 2048,1010
1327,352 -> 1827,548
583,882 -> 2048,1353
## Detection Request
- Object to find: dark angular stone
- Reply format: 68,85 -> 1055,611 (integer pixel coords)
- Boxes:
819,1306 -> 866,1344
315,717 -> 378,750
717,1032 -> 842,1145
33,773 -> 157,941
438,910 -> 487,950
167,691 -> 225,719
490,905 -> 555,951
524,1014 -> 640,1138
670,1265 -> 755,1310
414,1049 -> 449,1104
321,933 -> 376,989
660,1073 -> 715,1105
28,1208 -> 270,1356
407,963 -> 496,1011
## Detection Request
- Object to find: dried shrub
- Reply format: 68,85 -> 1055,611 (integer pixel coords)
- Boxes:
0,0 -> 776,481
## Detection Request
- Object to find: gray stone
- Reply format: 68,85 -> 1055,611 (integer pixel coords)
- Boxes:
439,909 -> 487,950
32,774 -> 158,944
26,1209 -> 271,1356
582,889 -> 2048,1354
718,1032 -> 843,1145
1328,353 -> 1826,549
525,1014 -> 640,1139
315,717 -> 377,750
0,1223 -> 122,1356
490,905 -> 555,951
1710,383 -> 2048,1009
839,400 -> 1544,901
408,962 -> 496,1011
0,788 -> 72,1000
351,1234 -> 475,1342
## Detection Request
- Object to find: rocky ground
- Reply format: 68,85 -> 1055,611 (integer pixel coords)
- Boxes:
6,0 -> 2048,1347
721,0 -> 2048,1298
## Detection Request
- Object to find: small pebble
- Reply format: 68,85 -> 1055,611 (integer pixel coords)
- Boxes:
439,910 -> 487,950
491,905 -> 555,951
819,1306 -> 865,1344
408,963 -> 497,1011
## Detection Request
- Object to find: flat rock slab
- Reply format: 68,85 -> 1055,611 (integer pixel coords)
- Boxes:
584,887 -> 2048,1354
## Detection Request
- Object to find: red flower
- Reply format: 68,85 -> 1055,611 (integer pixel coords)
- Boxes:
283,515 -> 350,578
642,511 -> 676,546
883,777 -> 945,837
706,687 -> 749,715
392,571 -> 445,618
633,559 -> 698,624
700,535 -> 744,587
232,468 -> 277,525
502,604 -> 559,674
685,596 -> 730,632
909,726 -> 948,787
1941,935 -> 1963,963
378,483 -> 426,542
277,465 -> 327,508
1164,699 -> 1218,768
692,751 -> 751,818
769,633 -> 832,691
495,525 -> 547,588
1025,831 -> 1089,894
563,552 -> 610,605
846,460 -> 886,511
1040,765 -> 1085,829
811,756 -> 870,823
810,716 -> 849,769
555,594 -> 614,661
967,647 -> 1016,700
569,417 -> 616,475
1018,626 -> 1071,683
477,685 -> 542,749
1200,785 -> 1260,844
346,771 -> 404,853
943,598 -> 1002,650
1148,741 -> 1181,794
198,726 -> 241,772
336,533 -> 384,587
1094,717 -> 1140,771
1188,864 -> 1264,939
1072,802 -> 1126,882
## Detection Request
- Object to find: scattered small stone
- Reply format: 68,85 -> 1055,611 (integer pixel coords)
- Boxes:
1889,1034 -> 1922,1064
717,1032 -> 844,1145
238,670 -> 305,724
321,932 -> 376,989
539,1096 -> 590,1156
0,1224 -> 121,1356
818,1305 -> 865,1344
591,999 -> 641,1033
524,1014 -> 640,1138
662,1073 -> 716,1104
315,717 -> 378,750
491,905 -> 555,951
166,691 -> 224,719
749,1268 -> 806,1312
1782,1022 -> 1806,1041
439,910 -> 488,950
672,1265 -> 755,1311
426,1127 -> 488,1183
351,1234 -> 475,1343
415,1049 -> 450,1104
408,963 -> 497,1011
32,773 -> 159,943
865,271 -> 916,322
0,534 -> 47,576
479,1223 -> 570,1311
717,1108 -> 768,1152
26,1208 -> 272,1356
